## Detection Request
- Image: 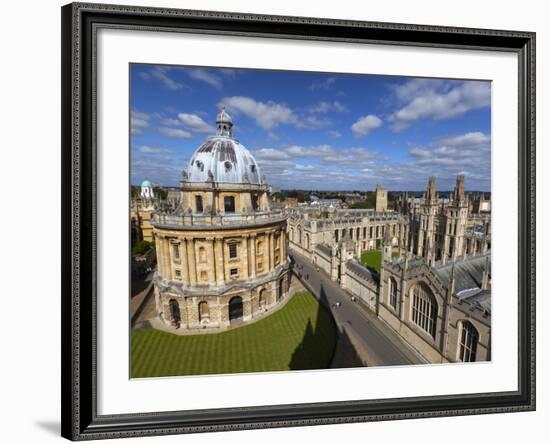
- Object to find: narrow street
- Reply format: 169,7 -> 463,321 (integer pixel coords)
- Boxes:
291,251 -> 425,366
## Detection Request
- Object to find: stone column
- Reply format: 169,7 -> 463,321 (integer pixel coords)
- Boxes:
206,237 -> 215,283
186,238 -> 197,285
154,234 -> 164,277
214,237 -> 225,286
250,234 -> 257,278
281,229 -> 286,259
161,237 -> 172,281
241,234 -> 249,279
269,231 -> 275,271
181,238 -> 189,285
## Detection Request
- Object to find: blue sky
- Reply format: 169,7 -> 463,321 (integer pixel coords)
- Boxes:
130,64 -> 491,191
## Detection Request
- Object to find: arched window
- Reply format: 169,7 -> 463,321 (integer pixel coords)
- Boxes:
305,233 -> 310,250
278,278 -> 285,301
388,277 -> 398,310
458,320 -> 479,362
258,289 -> 266,308
198,301 -> 210,322
228,296 -> 243,323
411,283 -> 437,338
169,299 -> 181,322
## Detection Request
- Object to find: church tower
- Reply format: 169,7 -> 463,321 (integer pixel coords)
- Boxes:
443,175 -> 469,262
375,184 -> 388,212
415,176 -> 439,262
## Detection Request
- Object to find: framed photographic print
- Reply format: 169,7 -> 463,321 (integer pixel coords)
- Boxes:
61,2 -> 536,440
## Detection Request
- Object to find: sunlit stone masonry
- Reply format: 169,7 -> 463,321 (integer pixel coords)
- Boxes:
151,109 -> 291,331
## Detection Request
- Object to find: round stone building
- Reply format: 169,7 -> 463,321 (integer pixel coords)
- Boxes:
151,109 -> 291,331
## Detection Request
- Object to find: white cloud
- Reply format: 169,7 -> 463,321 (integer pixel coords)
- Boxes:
157,127 -> 192,138
137,146 -> 172,154
294,164 -> 315,171
177,113 -> 215,133
187,69 -> 223,90
285,145 -> 336,157
328,130 -> 342,139
295,115 -> 331,130
220,96 -> 296,130
308,77 -> 336,91
253,148 -> 290,161
219,96 -> 340,131
351,115 -> 383,136
388,80 -> 490,131
308,100 -> 348,114
148,67 -> 184,90
406,131 -> 491,185
159,118 -> 180,126
131,111 -> 150,135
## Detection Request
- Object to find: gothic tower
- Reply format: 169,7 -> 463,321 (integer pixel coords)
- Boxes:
443,175 -> 469,262
415,176 -> 439,263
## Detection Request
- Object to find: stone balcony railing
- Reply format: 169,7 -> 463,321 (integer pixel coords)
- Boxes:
151,210 -> 287,229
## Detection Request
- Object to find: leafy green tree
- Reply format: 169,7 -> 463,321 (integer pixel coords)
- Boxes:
132,240 -> 153,256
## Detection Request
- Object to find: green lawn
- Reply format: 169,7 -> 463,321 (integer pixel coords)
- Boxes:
131,291 -> 336,378
360,250 -> 399,272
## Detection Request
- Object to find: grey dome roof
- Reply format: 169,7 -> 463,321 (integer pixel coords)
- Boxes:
187,136 -> 262,184
216,108 -> 233,125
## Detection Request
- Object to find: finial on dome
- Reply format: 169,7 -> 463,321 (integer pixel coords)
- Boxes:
216,107 -> 233,137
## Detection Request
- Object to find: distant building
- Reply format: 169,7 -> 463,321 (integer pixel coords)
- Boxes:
375,184 -> 388,212
130,179 -> 157,242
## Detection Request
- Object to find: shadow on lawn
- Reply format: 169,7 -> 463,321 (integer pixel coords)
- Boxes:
289,283 -> 336,370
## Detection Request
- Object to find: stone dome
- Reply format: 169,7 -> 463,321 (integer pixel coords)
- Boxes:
186,110 -> 263,184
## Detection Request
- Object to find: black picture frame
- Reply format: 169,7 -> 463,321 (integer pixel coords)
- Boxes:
61,2 -> 536,440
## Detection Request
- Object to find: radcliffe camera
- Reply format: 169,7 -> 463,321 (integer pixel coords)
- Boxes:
129,65 -> 491,378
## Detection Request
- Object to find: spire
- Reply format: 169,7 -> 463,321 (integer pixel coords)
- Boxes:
453,174 -> 466,205
426,176 -> 437,203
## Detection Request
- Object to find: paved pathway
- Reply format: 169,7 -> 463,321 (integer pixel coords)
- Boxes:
291,251 -> 425,366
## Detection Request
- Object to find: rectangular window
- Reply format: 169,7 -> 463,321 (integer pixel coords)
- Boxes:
257,261 -> 264,272
172,243 -> 180,261
174,269 -> 182,280
224,196 -> 235,213
195,195 -> 203,213
229,243 -> 238,259
252,194 -> 259,211
230,268 -> 238,278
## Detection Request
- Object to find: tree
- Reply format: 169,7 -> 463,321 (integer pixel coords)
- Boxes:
132,240 -> 152,256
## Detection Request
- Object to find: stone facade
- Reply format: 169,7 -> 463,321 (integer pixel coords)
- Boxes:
288,208 -> 409,260
151,110 -> 291,332
310,237 -> 491,364
375,184 -> 388,212
292,174 -> 491,364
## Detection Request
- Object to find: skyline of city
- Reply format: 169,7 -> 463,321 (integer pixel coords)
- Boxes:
130,64 -> 491,191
